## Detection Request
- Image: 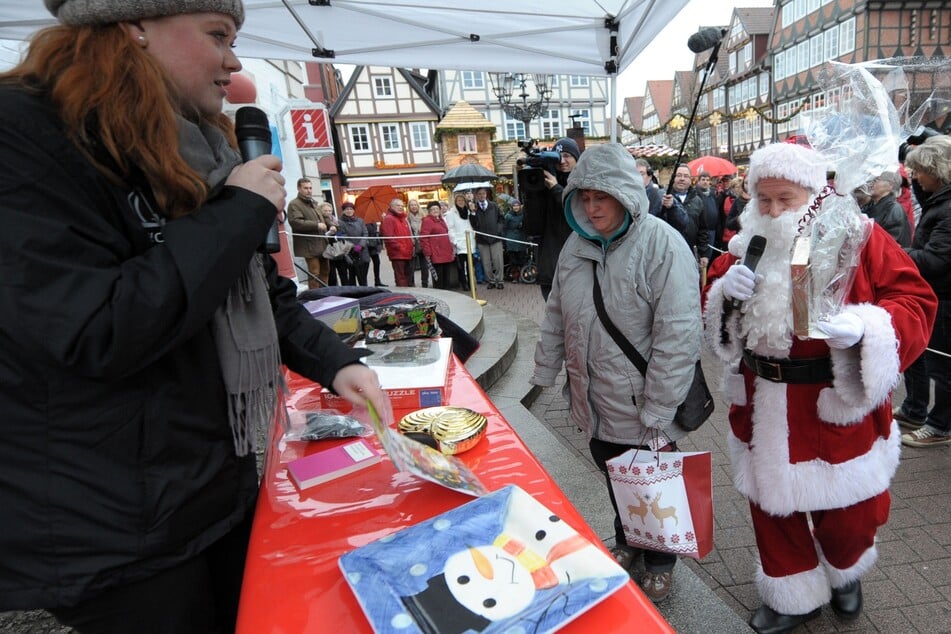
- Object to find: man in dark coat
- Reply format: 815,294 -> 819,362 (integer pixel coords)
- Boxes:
662,163 -> 710,270
469,188 -> 505,289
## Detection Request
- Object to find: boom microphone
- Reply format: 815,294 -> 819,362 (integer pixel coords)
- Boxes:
687,27 -> 725,54
731,235 -> 767,309
235,106 -> 280,254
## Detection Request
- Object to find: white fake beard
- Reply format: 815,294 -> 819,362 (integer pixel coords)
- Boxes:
732,202 -> 808,357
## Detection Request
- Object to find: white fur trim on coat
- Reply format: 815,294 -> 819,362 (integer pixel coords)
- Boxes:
817,303 -> 900,425
820,542 -> 878,589
721,369 -> 747,406
728,381 -> 902,516
756,562 -> 831,614
703,277 -> 744,364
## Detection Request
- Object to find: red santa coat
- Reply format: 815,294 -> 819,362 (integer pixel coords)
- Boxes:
704,223 -> 936,517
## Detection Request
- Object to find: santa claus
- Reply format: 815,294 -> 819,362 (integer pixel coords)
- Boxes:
703,142 -> 937,634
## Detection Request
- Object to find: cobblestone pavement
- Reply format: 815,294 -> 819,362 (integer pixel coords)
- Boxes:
481,276 -> 951,634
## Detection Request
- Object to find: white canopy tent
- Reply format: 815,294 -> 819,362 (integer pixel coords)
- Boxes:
0,0 -> 691,138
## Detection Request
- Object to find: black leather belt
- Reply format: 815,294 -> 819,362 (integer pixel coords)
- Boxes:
742,350 -> 833,384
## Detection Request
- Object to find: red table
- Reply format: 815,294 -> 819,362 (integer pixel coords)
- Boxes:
236,356 -> 673,633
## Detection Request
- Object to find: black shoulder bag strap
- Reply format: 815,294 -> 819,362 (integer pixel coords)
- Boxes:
591,261 -> 648,376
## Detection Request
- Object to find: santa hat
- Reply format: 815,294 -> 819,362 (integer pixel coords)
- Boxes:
746,143 -> 827,196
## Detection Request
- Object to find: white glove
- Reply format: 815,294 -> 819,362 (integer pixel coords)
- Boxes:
640,410 -> 670,430
816,312 -> 864,349
721,264 -> 757,302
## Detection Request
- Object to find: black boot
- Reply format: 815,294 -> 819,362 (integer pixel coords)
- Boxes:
830,580 -> 862,620
749,604 -> 820,634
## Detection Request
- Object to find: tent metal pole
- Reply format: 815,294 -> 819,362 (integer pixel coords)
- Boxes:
609,75 -> 618,141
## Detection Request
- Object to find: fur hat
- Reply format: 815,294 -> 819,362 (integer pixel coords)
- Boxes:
45,0 -> 245,28
340,201 -> 355,211
552,137 -> 581,161
746,143 -> 827,195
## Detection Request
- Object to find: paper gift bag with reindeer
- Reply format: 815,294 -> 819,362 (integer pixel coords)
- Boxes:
607,450 -> 713,560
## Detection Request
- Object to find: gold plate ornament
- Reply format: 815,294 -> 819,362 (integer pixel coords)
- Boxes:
398,406 -> 487,455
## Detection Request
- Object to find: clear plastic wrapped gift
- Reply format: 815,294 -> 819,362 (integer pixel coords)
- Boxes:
791,196 -> 872,338
790,60 -> 908,337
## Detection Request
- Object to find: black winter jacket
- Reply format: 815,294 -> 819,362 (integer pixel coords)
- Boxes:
523,183 -> 573,287
907,184 -> 951,299
0,86 -> 365,609
866,193 -> 912,247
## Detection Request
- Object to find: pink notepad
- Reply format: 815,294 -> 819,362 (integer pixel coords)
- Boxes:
287,439 -> 383,490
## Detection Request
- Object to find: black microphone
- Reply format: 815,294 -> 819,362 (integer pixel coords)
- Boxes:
731,235 -> 767,309
235,106 -> 280,254
688,27 -> 725,53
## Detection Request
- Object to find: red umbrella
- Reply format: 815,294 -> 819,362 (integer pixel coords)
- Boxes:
353,185 -> 399,224
687,156 -> 737,178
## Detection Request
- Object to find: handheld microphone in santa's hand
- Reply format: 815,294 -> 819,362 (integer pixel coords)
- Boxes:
687,27 -> 726,53
731,235 -> 767,309
235,106 -> 280,254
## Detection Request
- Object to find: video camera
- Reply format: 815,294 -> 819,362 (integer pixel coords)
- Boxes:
516,139 -> 562,193
899,125 -> 941,162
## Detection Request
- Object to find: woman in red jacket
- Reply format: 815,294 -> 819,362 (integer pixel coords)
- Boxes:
420,201 -> 456,290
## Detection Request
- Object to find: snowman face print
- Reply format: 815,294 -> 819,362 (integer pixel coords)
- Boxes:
443,545 -> 537,620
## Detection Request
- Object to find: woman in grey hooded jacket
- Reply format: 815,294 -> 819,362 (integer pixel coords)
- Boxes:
531,143 -> 702,603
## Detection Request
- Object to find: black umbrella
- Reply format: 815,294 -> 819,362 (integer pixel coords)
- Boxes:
441,162 -> 498,185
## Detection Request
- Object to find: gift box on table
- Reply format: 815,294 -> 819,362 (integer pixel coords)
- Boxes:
321,337 -> 453,412
304,296 -> 362,335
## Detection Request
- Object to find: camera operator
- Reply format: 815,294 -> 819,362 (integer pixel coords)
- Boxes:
522,137 -> 581,301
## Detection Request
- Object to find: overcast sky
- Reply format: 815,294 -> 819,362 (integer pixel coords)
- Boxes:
616,0 -> 774,106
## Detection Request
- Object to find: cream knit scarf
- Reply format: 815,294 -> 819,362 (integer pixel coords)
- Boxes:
178,116 -> 281,456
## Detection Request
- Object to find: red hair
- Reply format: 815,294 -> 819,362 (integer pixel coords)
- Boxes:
0,25 -> 236,218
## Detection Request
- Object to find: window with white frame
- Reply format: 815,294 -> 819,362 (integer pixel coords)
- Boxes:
839,17 -> 856,55
373,76 -> 393,97
349,124 -> 370,152
794,0 -> 806,20
570,109 -> 591,135
410,122 -> 431,150
775,50 -> 786,81
759,73 -> 770,99
824,27 -> 839,61
808,0 -> 820,12
503,116 -> 525,141
714,87 -> 725,109
782,3 -> 794,28
743,43 -> 752,68
811,36 -> 823,67
458,134 -> 477,153
569,75 -> 590,87
729,51 -> 737,75
461,71 -> 484,89
541,109 -> 562,138
379,123 -> 401,150
797,41 -> 808,73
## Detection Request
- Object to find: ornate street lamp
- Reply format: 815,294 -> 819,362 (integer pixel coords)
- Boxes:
488,72 -> 552,138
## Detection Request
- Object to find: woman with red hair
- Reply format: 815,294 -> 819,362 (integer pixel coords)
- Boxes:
0,1 -> 388,630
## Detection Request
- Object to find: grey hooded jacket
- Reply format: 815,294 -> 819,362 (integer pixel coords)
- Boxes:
530,143 -> 701,445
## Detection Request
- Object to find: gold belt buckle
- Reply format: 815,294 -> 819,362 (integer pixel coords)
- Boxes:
758,359 -> 783,382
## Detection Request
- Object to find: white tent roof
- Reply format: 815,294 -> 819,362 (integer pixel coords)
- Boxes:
0,0 -> 688,76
